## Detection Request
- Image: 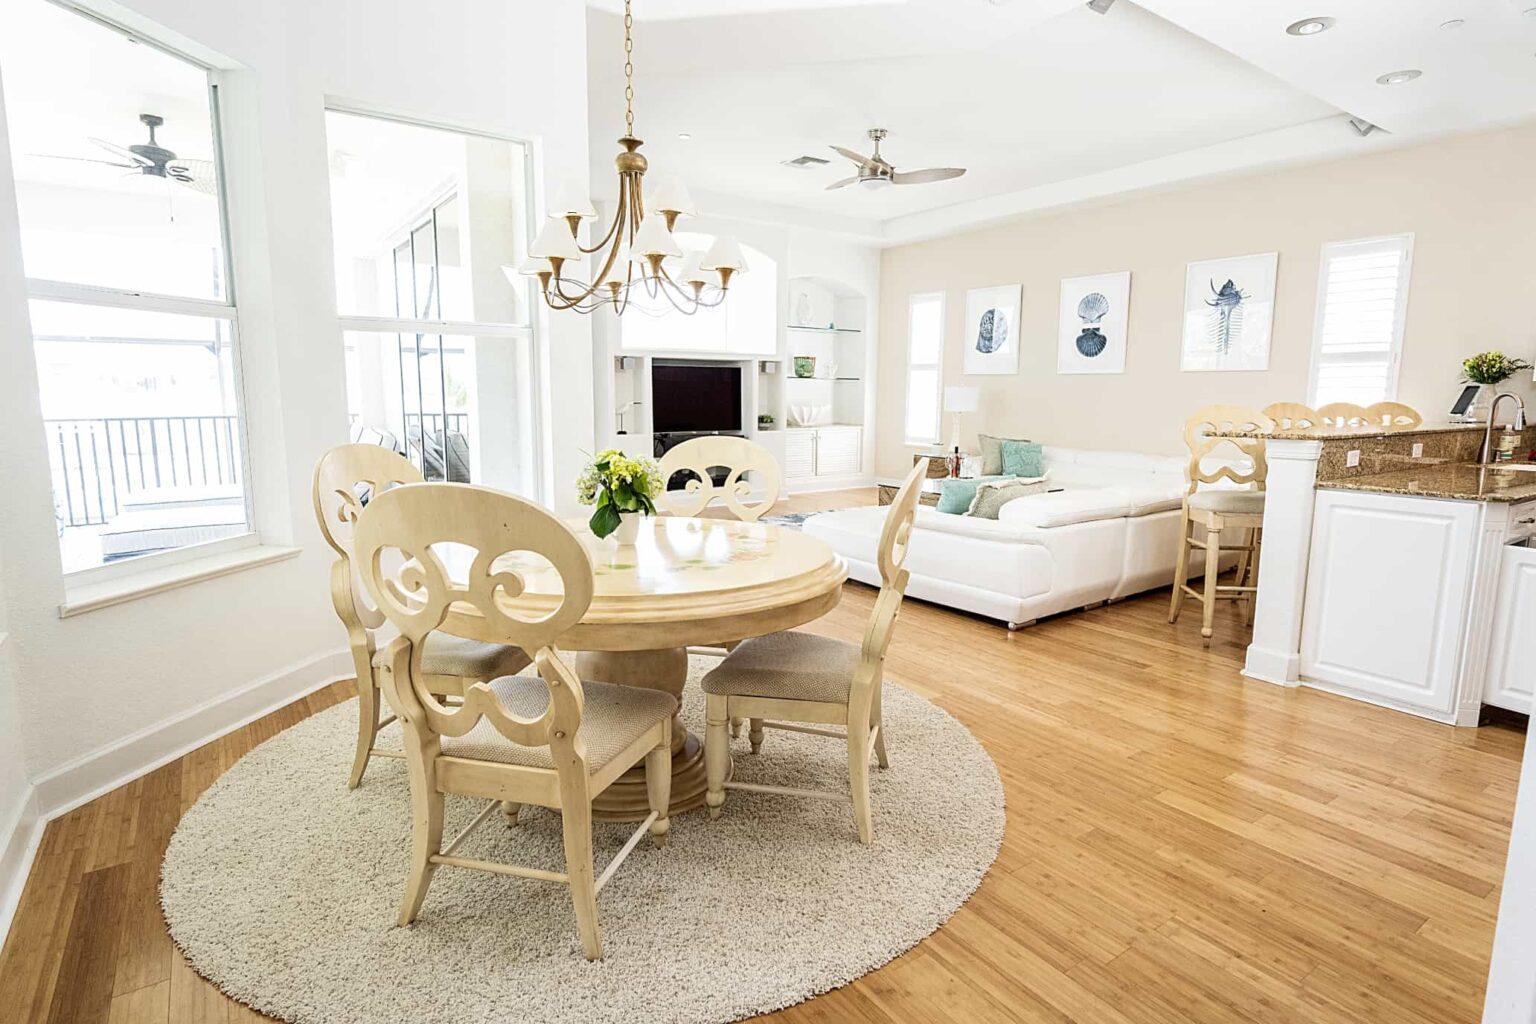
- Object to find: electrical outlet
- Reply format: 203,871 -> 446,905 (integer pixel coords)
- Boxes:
1412,443 -> 1424,458
1346,449 -> 1361,468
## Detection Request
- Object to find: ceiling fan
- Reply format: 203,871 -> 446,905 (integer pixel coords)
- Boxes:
40,113 -> 217,195
826,128 -> 965,191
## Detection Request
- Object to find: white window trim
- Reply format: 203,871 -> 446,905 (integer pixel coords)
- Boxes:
903,291 -> 946,447
1305,233 -> 1415,408
14,7 -> 257,588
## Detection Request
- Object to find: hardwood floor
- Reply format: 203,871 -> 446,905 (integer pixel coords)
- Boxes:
1,485 -> 1525,1023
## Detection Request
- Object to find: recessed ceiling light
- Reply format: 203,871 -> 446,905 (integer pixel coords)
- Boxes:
1285,16 -> 1335,36
1438,18 -> 1465,29
1376,69 -> 1422,85
677,132 -> 692,141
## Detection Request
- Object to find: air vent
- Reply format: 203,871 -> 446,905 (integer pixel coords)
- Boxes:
782,154 -> 831,168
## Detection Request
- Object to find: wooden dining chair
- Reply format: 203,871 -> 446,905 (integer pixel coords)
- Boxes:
313,444 -> 530,789
354,482 -> 674,960
701,460 -> 925,845
1262,402 -> 1322,433
1169,406 -> 1271,641
656,435 -> 782,522
1366,401 -> 1423,431
1315,402 -> 1373,430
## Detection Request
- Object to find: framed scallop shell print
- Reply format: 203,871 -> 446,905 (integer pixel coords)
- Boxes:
962,284 -> 1022,375
1058,272 -> 1130,374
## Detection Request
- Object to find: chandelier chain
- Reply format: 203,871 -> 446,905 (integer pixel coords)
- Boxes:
623,0 -> 635,136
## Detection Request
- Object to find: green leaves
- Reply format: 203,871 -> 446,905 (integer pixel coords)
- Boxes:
589,498 -> 622,539
581,449 -> 660,536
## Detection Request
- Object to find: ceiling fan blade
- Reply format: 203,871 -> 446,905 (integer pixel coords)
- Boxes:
891,166 -> 966,185
89,137 -> 153,167
829,144 -> 874,168
824,176 -> 860,191
32,153 -> 138,169
167,159 -> 219,195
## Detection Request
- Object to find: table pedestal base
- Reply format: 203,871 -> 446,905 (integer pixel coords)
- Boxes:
575,648 -> 712,822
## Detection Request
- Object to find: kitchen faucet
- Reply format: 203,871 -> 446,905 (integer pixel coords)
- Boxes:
1481,391 -> 1528,464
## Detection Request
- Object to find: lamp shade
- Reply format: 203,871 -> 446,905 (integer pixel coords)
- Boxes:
598,245 -> 634,287
512,256 -> 552,278
944,385 -> 979,413
631,215 -> 683,259
529,216 -> 583,261
550,179 -> 596,219
677,250 -> 712,286
701,235 -> 747,272
648,176 -> 696,217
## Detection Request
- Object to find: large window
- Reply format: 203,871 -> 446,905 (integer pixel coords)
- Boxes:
903,293 -> 945,445
0,1 -> 247,574
326,110 -> 539,494
1308,234 -> 1414,407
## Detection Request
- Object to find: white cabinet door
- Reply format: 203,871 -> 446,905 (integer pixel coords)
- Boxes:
814,426 -> 861,478
783,429 -> 816,480
1301,490 -> 1479,717
1486,543 -> 1536,713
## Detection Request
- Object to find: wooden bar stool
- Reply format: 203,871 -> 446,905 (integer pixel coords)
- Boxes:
1169,406 -> 1272,641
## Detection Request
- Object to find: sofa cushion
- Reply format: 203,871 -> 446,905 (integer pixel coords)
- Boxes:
978,433 -> 1031,476
1001,440 -> 1045,478
966,476 -> 1049,519
997,489 -> 1135,529
936,474 -> 1011,514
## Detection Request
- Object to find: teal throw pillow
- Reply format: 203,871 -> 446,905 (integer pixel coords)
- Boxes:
1001,440 -> 1044,478
936,474 -> 1011,514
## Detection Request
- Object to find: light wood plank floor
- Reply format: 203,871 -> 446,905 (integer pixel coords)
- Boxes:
1,486 -> 1525,1023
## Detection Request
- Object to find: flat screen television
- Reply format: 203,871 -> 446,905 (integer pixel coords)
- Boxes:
651,362 -> 742,433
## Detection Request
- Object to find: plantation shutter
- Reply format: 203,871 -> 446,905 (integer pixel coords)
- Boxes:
1309,235 -> 1414,407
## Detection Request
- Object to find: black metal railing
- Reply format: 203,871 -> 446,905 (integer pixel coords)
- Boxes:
45,416 -> 242,528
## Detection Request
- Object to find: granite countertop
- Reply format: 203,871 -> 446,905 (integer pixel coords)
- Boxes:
1213,424 -> 1485,441
1317,462 -> 1536,502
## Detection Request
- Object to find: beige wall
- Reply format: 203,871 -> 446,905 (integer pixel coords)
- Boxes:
874,124 -> 1536,476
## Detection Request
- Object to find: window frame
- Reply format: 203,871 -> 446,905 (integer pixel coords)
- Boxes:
1306,232 -> 1415,408
325,103 -> 545,496
903,291 -> 947,447
6,2 -> 258,583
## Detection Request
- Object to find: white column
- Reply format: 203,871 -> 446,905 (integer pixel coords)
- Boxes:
1484,724 -> 1536,1023
1243,438 -> 1323,687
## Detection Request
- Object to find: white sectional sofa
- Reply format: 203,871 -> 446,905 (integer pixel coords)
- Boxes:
804,446 -> 1232,629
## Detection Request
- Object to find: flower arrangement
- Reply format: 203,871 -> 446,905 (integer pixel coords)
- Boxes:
1461,351 -> 1534,386
576,448 -> 663,539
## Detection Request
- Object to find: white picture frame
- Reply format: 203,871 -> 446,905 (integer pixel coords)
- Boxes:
1058,272 -> 1130,374
962,284 -> 1021,376
1180,252 -> 1278,372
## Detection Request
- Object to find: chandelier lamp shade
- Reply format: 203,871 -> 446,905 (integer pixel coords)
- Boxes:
518,0 -> 745,316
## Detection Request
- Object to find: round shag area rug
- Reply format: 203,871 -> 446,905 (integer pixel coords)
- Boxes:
161,656 -> 1004,1024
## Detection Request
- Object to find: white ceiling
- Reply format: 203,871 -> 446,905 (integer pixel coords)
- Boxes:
585,0 -> 1536,244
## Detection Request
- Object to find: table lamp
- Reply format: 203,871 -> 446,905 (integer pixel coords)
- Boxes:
943,386 -> 979,454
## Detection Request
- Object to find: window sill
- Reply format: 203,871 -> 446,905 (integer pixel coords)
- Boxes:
58,544 -> 302,619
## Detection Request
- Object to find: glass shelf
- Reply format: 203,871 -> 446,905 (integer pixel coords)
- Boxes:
786,325 -> 862,334
786,375 -> 862,382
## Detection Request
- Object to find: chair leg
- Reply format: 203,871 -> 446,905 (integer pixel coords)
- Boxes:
398,728 -> 443,927
1201,522 -> 1222,640
646,730 -> 672,847
1245,527 -> 1263,627
561,798 -> 602,961
871,684 -> 889,770
500,801 -> 522,826
848,722 -> 873,845
1232,526 -> 1252,599
1168,511 -> 1192,624
705,695 -> 730,821
748,718 -> 765,755
348,677 -> 380,790
729,717 -> 742,739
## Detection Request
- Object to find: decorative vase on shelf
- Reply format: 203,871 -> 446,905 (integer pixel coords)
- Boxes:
612,511 -> 641,546
793,356 -> 816,378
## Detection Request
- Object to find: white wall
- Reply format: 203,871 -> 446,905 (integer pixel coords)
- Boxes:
0,0 -> 595,916
872,123 -> 1536,475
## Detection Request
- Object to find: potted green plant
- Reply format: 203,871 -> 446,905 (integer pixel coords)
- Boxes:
576,449 -> 663,544
757,413 -> 775,429
1462,351 -> 1534,420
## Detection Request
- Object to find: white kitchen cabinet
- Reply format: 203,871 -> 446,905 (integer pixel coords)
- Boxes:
1486,540 -> 1536,714
1301,490 -> 1480,720
782,426 -> 861,484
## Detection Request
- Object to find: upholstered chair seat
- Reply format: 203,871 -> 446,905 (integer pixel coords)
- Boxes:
701,632 -> 858,704
442,677 -> 676,773
1186,490 -> 1268,516
372,633 -> 530,680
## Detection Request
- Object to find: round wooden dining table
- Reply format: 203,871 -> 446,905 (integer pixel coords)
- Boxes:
441,514 -> 848,821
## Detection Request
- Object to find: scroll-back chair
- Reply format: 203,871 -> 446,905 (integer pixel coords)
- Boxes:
1262,402 -> 1322,433
313,444 -> 529,789
656,435 -> 783,522
1315,402 -> 1373,430
354,482 -> 674,960
701,460 -> 925,844
1169,406 -> 1271,641
1366,401 -> 1423,431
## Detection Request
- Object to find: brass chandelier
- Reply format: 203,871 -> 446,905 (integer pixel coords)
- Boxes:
518,0 -> 745,316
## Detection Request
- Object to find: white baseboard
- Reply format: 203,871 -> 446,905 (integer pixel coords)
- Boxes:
0,786 -> 43,943
32,647 -> 351,822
